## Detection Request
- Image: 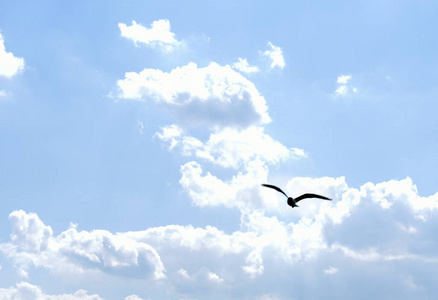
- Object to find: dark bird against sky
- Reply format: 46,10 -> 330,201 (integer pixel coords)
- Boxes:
261,184 -> 331,208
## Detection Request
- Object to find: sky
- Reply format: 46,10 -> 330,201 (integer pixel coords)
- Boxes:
1,0 -> 438,299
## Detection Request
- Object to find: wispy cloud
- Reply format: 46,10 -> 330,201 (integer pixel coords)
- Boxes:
137,121 -> 144,135
324,266 -> 339,275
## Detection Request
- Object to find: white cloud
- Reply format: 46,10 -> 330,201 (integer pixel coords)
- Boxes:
137,121 -> 144,134
0,210 -> 166,280
0,90 -> 8,97
324,266 -> 339,275
232,57 -> 260,74
242,249 -> 264,277
0,33 -> 25,78
179,159 -> 271,211
9,210 -> 53,253
262,42 -> 285,69
337,74 -> 352,84
117,62 -> 271,129
333,74 -> 358,98
178,268 -> 191,279
156,125 -> 305,168
125,295 -> 149,300
1,176 -> 438,298
207,272 -> 224,283
118,19 -> 181,52
0,282 -> 103,300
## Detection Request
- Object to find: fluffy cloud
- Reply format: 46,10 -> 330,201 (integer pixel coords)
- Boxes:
262,42 -> 285,69
155,125 -> 305,168
232,57 -> 260,74
337,74 -> 352,84
179,159 -> 270,210
118,19 -> 181,52
0,282 -> 102,300
333,74 -> 358,97
1,177 -> 438,298
0,211 -> 166,280
117,62 -> 270,129
0,33 -> 25,78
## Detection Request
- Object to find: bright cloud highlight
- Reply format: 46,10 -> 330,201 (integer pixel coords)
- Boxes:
334,74 -> 358,97
118,19 -> 181,52
1,177 -> 438,299
117,62 -> 271,129
232,57 -> 260,74
1,210 -> 166,280
262,42 -> 285,69
0,33 -> 25,78
0,282 -> 103,300
155,125 -> 305,169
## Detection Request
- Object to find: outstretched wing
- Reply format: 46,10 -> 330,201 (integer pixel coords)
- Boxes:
294,193 -> 331,203
261,184 -> 289,198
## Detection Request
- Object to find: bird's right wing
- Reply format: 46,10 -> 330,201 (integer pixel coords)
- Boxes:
261,184 -> 289,198
294,193 -> 331,203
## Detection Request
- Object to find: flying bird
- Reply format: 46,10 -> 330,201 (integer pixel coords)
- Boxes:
261,184 -> 331,208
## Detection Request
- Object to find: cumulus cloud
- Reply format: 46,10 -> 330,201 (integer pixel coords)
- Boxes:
155,125 -> 305,168
262,42 -> 285,69
333,74 -> 358,98
179,159 -> 270,211
1,176 -> 438,298
118,19 -> 181,52
0,33 -> 25,78
0,210 -> 166,280
117,62 -> 271,129
0,282 -> 102,300
232,57 -> 260,74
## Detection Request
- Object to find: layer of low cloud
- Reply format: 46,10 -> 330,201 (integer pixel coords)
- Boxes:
0,210 -> 166,280
0,33 -> 25,78
0,282 -> 102,300
1,177 -> 438,298
118,19 -> 181,52
117,62 -> 271,129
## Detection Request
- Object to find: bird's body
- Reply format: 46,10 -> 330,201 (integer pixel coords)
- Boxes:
261,184 -> 331,208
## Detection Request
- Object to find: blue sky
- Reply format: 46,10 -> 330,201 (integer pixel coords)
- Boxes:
1,1 -> 438,299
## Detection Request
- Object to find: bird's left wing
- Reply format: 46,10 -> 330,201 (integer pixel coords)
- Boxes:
261,184 -> 289,198
294,193 -> 331,203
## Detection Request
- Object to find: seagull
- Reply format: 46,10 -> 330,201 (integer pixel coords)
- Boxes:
261,184 -> 331,208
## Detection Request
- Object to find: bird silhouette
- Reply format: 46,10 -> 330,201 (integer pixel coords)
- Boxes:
261,184 -> 331,208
